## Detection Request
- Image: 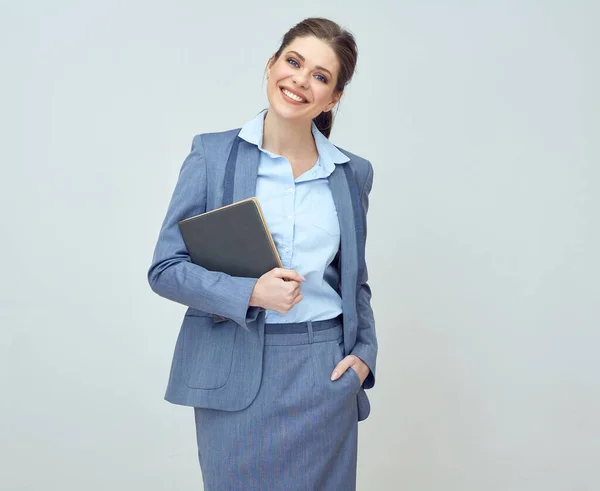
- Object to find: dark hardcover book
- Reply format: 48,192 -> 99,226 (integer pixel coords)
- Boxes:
178,197 -> 282,279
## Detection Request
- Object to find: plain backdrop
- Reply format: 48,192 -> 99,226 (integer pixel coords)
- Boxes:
2,1 -> 598,490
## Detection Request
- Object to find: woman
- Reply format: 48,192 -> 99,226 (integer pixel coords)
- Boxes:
148,17 -> 377,490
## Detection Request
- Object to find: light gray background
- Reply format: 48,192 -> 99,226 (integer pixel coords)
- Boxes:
2,1 -> 598,490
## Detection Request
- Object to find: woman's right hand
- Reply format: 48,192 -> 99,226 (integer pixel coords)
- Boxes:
249,268 -> 306,314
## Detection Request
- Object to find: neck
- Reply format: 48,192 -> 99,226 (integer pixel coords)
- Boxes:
262,109 -> 316,158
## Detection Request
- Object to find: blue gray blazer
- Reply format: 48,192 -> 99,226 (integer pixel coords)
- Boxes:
148,127 -> 377,421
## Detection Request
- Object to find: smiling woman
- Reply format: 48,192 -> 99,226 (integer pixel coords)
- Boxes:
266,36 -> 342,124
264,21 -> 357,139
148,17 -> 377,491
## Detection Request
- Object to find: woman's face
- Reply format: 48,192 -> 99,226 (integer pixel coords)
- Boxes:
266,36 -> 342,124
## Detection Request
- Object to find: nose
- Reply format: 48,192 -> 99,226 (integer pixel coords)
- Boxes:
292,71 -> 309,89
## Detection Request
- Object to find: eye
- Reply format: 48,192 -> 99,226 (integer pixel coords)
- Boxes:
286,57 -> 328,83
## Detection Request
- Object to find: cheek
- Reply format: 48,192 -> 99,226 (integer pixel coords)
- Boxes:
312,86 -> 334,105
271,63 -> 293,81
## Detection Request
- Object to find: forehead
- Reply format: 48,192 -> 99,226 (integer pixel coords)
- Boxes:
284,36 -> 339,74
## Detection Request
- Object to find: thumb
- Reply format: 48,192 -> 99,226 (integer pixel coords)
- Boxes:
273,268 -> 306,282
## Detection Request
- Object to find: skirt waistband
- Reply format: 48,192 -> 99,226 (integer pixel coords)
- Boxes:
264,314 -> 343,334
263,315 -> 343,346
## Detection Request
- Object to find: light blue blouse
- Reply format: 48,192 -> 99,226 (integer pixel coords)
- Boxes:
238,109 -> 350,323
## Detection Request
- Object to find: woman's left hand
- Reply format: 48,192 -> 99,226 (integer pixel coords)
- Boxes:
331,355 -> 370,385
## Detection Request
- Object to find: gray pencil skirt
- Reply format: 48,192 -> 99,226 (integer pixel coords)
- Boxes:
193,317 -> 361,491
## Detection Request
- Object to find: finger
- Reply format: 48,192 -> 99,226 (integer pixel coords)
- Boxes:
330,356 -> 354,381
275,269 -> 306,282
292,293 -> 303,306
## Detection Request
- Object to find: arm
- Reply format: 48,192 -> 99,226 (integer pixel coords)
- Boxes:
147,134 -> 261,330
350,162 -> 378,389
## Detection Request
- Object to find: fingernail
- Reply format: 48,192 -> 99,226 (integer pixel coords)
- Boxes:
330,371 -> 339,381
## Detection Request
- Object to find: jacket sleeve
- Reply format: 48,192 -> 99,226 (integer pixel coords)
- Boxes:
350,162 -> 378,389
147,134 -> 261,331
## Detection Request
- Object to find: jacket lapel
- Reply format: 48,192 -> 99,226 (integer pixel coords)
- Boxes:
233,139 -> 261,203
328,164 -> 358,329
222,134 -> 261,206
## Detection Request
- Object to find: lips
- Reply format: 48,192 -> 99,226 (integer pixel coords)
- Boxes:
280,86 -> 308,103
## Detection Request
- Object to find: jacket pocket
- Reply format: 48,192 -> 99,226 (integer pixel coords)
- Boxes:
181,315 -> 237,389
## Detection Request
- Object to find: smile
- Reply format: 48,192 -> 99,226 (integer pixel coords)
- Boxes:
280,87 -> 307,103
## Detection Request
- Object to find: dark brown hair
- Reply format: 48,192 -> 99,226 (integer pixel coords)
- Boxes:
267,17 -> 358,138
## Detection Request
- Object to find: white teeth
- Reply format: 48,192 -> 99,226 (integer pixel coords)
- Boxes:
282,88 -> 305,102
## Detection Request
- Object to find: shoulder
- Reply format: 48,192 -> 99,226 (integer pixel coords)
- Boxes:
185,128 -> 243,168
334,145 -> 374,193
190,127 -> 241,152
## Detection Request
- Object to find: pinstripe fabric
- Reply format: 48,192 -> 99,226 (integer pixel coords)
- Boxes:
222,130 -> 242,206
343,164 -> 365,292
194,322 -> 359,491
148,126 -> 376,414
149,127 -> 376,406
148,118 -> 378,489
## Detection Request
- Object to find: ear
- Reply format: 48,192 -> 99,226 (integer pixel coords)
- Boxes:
325,91 -> 343,112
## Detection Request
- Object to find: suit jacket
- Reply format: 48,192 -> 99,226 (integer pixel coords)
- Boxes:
148,127 -> 377,421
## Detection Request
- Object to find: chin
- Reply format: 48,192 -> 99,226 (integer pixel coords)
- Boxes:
268,99 -> 312,123
267,87 -> 318,122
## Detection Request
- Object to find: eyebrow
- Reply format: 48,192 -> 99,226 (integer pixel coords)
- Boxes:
286,51 -> 333,78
